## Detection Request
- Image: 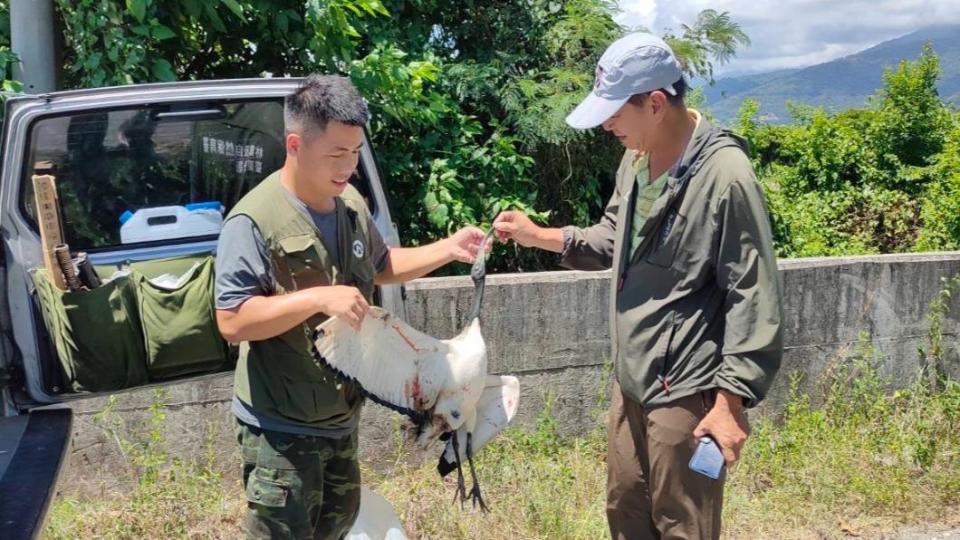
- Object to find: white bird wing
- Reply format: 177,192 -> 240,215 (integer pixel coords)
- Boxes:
313,306 -> 449,417
438,375 -> 520,476
345,487 -> 408,540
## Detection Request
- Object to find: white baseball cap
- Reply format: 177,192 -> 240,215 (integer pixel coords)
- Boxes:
566,32 -> 683,130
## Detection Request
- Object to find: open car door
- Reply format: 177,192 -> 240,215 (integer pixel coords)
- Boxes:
0,79 -> 404,539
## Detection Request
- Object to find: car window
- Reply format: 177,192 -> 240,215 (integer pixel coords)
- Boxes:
19,99 -> 378,251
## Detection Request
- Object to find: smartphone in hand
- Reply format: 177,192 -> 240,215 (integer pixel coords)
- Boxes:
689,436 -> 725,479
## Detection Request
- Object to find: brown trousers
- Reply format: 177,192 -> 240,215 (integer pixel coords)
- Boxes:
606,382 -> 725,540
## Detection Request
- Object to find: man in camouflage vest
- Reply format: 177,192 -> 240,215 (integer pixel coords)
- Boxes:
215,75 -> 488,539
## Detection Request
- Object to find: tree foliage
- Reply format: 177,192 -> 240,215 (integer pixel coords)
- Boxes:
8,1 -> 958,267
665,9 -> 750,83
3,0 -> 957,269
0,0 -> 21,113
0,0 -> 749,272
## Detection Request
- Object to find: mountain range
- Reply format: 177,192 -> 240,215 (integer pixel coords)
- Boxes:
700,25 -> 960,125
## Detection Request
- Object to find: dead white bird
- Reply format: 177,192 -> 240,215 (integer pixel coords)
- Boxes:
314,228 -> 516,509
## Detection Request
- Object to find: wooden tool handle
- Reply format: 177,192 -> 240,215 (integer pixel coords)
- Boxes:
32,175 -> 67,291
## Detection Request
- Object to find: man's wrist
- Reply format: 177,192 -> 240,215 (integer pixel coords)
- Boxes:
438,236 -> 458,263
534,226 -> 565,253
531,226 -> 547,249
715,389 -> 745,412
305,287 -> 328,315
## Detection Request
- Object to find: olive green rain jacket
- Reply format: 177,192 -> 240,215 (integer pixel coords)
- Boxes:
561,116 -> 784,408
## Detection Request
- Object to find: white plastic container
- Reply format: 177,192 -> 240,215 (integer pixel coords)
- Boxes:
119,202 -> 224,244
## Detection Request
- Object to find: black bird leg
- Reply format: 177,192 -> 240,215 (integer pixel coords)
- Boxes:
450,432 -> 467,508
466,432 -> 489,512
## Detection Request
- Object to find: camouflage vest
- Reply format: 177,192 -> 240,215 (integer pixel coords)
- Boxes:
227,171 -> 376,428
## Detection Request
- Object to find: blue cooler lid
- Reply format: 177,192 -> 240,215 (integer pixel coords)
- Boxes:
185,201 -> 223,213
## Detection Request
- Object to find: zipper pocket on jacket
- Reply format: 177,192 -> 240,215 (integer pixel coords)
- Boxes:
657,316 -> 679,396
614,179 -> 640,362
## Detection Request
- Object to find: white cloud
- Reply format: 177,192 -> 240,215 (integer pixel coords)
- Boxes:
725,42 -> 869,74
615,0 -> 658,31
615,0 -> 960,76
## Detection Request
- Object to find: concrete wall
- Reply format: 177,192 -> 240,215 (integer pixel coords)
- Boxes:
60,252 -> 960,494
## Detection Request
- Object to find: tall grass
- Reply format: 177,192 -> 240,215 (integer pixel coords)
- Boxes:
47,389 -> 245,539
47,359 -> 960,539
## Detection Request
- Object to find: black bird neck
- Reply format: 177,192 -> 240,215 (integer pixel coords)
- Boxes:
468,278 -> 485,323
466,228 -> 496,325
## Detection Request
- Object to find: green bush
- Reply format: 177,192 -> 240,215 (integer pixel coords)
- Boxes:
742,44 -> 958,259
916,119 -> 960,251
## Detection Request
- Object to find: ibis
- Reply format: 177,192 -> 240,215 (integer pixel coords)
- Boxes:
313,228 -> 517,510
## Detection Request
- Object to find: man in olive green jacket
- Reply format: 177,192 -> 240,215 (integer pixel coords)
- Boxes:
495,33 -> 783,539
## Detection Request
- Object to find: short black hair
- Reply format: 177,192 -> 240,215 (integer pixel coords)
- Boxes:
628,76 -> 688,107
284,75 -> 369,136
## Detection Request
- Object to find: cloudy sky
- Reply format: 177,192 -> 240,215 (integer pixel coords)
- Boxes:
616,0 -> 960,77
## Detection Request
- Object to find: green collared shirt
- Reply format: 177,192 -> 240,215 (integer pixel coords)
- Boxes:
628,154 -> 670,258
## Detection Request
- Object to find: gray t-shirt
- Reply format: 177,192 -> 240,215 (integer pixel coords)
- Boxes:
214,192 -> 390,309
214,188 -> 389,436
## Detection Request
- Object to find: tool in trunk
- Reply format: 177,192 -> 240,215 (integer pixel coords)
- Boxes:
53,244 -> 84,292
32,175 -> 67,291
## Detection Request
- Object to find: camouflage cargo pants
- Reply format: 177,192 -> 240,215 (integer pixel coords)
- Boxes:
236,420 -> 361,540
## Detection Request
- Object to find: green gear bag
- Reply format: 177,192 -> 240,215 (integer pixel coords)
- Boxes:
132,257 -> 230,380
33,269 -> 148,392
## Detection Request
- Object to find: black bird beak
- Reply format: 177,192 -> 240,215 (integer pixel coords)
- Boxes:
470,228 -> 497,283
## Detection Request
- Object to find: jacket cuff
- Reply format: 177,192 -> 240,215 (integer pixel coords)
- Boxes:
560,227 -> 574,256
713,371 -> 760,409
557,226 -> 576,266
